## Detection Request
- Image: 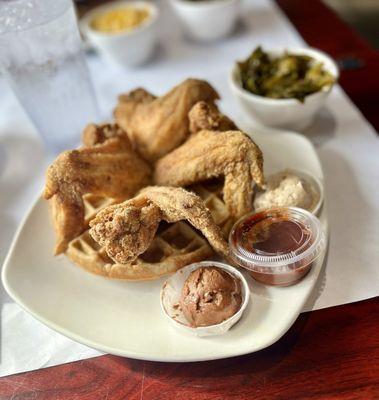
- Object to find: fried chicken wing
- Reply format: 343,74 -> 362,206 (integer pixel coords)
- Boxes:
189,101 -> 237,135
44,129 -> 152,255
89,186 -> 229,264
114,79 -> 219,162
154,130 -> 264,221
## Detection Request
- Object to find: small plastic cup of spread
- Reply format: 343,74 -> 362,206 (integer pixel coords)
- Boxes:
253,169 -> 324,216
229,207 -> 326,286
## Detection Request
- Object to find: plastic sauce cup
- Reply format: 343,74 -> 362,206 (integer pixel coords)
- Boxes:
229,207 -> 326,286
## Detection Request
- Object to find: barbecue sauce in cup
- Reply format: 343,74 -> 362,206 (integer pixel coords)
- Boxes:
229,207 -> 325,286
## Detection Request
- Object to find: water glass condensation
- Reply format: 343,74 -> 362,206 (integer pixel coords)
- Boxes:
0,0 -> 99,153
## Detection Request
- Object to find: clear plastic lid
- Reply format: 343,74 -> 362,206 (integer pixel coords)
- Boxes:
229,207 -> 326,274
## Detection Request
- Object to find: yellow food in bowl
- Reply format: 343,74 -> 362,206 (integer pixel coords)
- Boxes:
90,7 -> 150,34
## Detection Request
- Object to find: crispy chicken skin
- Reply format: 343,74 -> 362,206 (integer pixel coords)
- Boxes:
114,79 -> 220,162
189,101 -> 237,135
118,87 -> 157,104
82,123 -> 129,147
89,186 -> 229,264
154,130 -> 265,220
44,132 -> 152,255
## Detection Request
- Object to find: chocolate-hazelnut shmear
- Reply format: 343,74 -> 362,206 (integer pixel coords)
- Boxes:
180,267 -> 242,327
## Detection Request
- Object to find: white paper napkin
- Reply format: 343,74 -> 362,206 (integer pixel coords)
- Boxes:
0,0 -> 378,377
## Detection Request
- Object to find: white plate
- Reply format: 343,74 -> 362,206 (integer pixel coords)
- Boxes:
2,129 -> 328,362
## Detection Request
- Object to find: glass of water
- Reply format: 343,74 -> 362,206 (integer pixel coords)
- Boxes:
0,0 -> 99,153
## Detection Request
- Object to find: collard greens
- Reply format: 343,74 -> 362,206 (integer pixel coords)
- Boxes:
238,47 -> 335,102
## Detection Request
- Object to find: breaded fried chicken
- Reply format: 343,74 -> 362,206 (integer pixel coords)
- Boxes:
154,130 -> 264,221
44,130 -> 152,254
89,186 -> 229,264
189,101 -> 237,135
114,79 -> 219,162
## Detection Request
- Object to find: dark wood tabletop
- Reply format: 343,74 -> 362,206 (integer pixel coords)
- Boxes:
1,1 -> 378,399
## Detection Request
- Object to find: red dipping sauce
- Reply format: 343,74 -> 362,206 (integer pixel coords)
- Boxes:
229,207 -> 325,286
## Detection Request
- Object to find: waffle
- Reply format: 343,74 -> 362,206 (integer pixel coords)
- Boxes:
189,181 -> 234,237
48,193 -> 120,255
66,221 -> 213,280
82,193 -> 118,225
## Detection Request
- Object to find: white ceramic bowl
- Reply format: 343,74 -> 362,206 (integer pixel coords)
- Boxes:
161,261 -> 250,337
81,1 -> 159,67
169,0 -> 240,42
229,47 -> 339,131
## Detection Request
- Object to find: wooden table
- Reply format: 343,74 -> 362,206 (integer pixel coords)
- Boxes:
1,1 -> 378,398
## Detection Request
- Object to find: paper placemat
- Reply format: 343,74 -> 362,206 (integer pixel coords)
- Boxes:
1,0 -> 378,377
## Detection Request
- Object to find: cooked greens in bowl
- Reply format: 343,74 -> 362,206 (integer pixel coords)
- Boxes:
238,46 -> 336,102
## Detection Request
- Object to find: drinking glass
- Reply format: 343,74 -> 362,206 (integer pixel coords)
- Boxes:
0,0 -> 99,153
